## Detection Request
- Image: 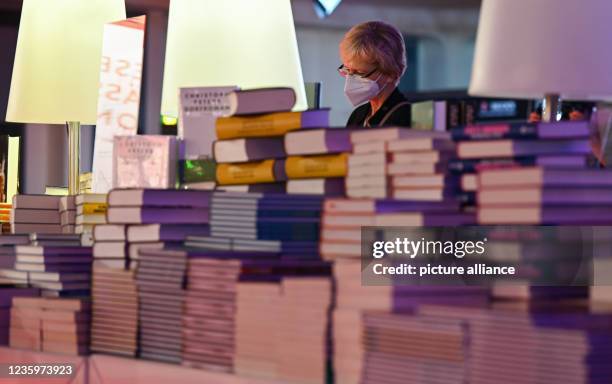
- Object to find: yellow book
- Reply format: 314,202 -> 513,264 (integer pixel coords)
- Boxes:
285,153 -> 348,179
215,109 -> 329,140
216,159 -> 280,185
79,203 -> 108,215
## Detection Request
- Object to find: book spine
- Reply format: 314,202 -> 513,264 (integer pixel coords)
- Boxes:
216,112 -> 303,140
285,154 -> 348,179
80,203 -> 108,215
451,123 -> 538,141
216,159 -> 282,185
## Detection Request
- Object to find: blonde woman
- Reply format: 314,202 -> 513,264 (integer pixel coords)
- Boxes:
339,21 -> 411,128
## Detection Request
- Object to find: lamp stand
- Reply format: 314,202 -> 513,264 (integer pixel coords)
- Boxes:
67,121 -> 80,195
542,93 -> 561,123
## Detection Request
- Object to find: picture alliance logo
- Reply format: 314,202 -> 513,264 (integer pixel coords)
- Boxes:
371,237 -> 488,259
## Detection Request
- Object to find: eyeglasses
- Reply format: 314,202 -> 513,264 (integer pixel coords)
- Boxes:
337,64 -> 377,79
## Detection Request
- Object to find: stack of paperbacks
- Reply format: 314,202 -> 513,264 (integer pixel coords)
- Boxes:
332,259 -> 489,384
182,252 -> 279,372
0,234 -> 29,284
11,195 -> 62,234
407,303 -> 612,384
359,311 -> 468,384
346,128 -> 458,201
136,248 -> 188,363
59,196 -> 76,235
450,120 -> 592,211
202,191 -> 323,259
320,198 -> 471,261
10,297 -> 90,355
234,275 -> 333,384
91,189 -> 211,358
213,88 -> 348,195
74,194 -> 108,244
182,250 -> 332,384
0,287 -> 38,345
12,245 -> 92,297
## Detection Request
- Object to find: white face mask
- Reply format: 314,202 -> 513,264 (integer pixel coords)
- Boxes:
344,73 -> 383,106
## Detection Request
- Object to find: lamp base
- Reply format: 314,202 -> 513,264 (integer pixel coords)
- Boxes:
542,93 -> 561,123
67,121 -> 80,195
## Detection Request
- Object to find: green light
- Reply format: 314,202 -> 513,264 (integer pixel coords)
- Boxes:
161,115 -> 178,126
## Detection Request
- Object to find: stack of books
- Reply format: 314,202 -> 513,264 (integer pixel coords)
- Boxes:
0,288 -> 38,345
14,245 -> 92,297
75,194 -> 108,244
40,297 -> 90,356
28,233 -> 82,247
183,253 -> 288,372
182,253 -> 257,372
476,166 -> 612,224
0,202 -> 12,233
59,196 -> 76,234
346,128 -> 455,200
419,303 -> 612,383
11,195 -> 62,234
90,222 -> 135,357
320,198 -> 470,260
283,128 -> 352,195
234,280 -> 281,379
233,260 -> 332,381
183,253 -> 330,375
90,264 -> 138,356
136,248 -> 188,363
213,88 -> 333,193
275,277 -> 332,384
208,192 -> 323,258
451,121 -> 591,207
10,297 -> 90,355
92,224 -> 128,269
0,235 -> 29,281
90,189 -> 211,359
359,311 -> 468,384
10,297 -> 43,351
103,189 -> 211,264
332,259 -> 488,384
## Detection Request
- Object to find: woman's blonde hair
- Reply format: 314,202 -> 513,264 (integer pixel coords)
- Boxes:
341,21 -> 406,80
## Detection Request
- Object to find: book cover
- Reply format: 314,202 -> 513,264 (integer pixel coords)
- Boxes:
113,135 -> 178,189
179,158 -> 216,184
411,100 -> 462,132
178,86 -> 237,159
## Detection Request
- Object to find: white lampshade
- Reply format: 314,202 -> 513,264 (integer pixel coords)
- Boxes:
469,0 -> 612,101
161,0 -> 307,118
6,0 -> 126,124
